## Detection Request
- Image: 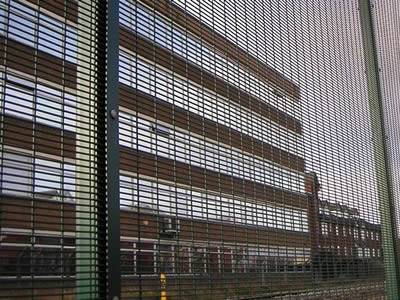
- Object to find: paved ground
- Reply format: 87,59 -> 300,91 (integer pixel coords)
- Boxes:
242,282 -> 385,300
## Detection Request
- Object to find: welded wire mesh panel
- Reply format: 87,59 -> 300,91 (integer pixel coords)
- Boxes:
0,0 -> 105,299
118,0 -> 397,299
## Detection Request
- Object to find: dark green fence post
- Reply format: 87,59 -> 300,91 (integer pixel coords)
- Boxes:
358,1 -> 400,298
107,0 -> 121,299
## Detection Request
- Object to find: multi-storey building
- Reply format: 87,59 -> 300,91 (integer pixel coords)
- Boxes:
306,173 -> 383,280
0,0 -> 313,298
0,0 -> 86,298
319,201 -> 381,259
117,0 -> 311,297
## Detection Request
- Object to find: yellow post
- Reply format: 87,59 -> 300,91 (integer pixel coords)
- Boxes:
160,273 -> 167,300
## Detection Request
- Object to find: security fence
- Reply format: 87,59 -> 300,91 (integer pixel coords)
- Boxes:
1,0 -> 400,299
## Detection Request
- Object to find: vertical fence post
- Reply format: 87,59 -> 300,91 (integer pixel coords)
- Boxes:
358,1 -> 400,298
76,1 -> 100,298
106,0 -> 121,299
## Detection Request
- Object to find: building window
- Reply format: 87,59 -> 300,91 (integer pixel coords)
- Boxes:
3,74 -> 77,130
1,153 -> 32,197
233,248 -> 247,273
321,222 -> 328,235
266,257 -> 276,272
1,152 -> 75,201
357,247 -> 364,258
175,246 -> 190,274
138,181 -> 156,210
119,175 -> 138,209
276,258 -> 286,272
119,112 -> 138,149
121,250 -> 135,275
34,158 -> 75,200
157,244 -> 174,274
353,227 -> 359,239
192,247 -> 206,274
207,247 -> 220,273
8,0 -> 36,47
150,123 -> 170,137
221,248 -> 232,273
136,242 -> 155,274
0,2 -> 4,36
286,258 -> 296,272
7,0 -> 77,63
248,249 -> 265,273
360,229 -> 366,240
36,84 -> 76,131
38,14 -> 77,64
0,233 -> 75,277
3,75 -> 35,120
